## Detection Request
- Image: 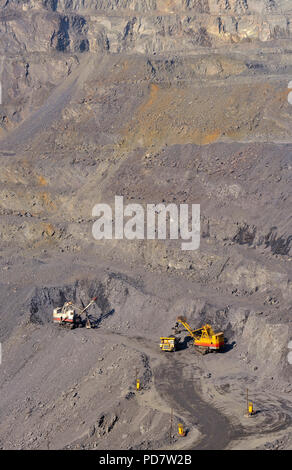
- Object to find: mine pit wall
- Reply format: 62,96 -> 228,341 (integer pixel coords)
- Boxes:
1,0 -> 292,56
26,279 -> 111,325
241,312 -> 290,384
1,0 -> 292,131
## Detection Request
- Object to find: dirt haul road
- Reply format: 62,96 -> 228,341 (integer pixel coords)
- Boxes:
153,358 -> 239,450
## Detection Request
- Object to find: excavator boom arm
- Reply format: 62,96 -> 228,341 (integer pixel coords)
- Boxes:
78,297 -> 97,316
176,318 -> 216,340
176,317 -> 196,338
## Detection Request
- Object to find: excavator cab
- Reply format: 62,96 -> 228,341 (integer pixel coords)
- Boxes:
53,302 -> 75,327
194,324 -> 224,352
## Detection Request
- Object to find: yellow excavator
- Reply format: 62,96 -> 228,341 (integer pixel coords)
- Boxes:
174,316 -> 224,354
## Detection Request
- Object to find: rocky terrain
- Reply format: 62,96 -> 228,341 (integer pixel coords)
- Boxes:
0,0 -> 291,450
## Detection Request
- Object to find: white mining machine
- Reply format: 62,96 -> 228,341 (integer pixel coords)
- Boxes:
53,297 -> 97,329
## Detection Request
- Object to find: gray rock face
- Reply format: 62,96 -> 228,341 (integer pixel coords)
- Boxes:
0,0 -> 291,129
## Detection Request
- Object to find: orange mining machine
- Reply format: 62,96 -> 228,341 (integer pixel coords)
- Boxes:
173,316 -> 224,354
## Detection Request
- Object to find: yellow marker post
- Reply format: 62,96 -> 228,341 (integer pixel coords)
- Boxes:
136,379 -> 140,391
248,402 -> 254,415
178,423 -> 185,437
